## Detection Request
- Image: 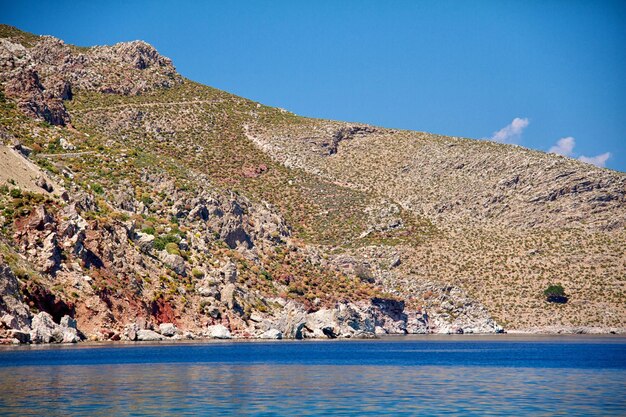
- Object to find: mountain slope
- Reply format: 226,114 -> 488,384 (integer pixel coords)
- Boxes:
0,25 -> 623,343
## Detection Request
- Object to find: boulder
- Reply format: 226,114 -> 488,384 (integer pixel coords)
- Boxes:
206,324 -> 231,339
158,323 -> 180,337
125,323 -> 139,341
59,137 -> 75,150
29,312 -> 58,343
259,329 -> 282,339
136,329 -> 164,341
35,176 -> 54,193
135,232 -> 155,253
161,252 -> 186,276
30,312 -> 74,343
61,327 -> 81,343
1,314 -> 19,330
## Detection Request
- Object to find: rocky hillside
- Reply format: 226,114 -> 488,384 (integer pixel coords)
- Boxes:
0,25 -> 623,344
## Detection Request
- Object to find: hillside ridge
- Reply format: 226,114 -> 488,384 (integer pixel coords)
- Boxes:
0,25 -> 623,344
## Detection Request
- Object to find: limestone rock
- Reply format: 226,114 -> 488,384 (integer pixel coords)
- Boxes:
221,261 -> 237,283
30,312 -> 79,344
136,329 -> 164,341
160,252 -> 186,276
158,323 -> 180,337
220,283 -> 237,309
8,329 -> 30,343
206,324 -> 231,339
35,176 -> 54,193
0,258 -> 31,331
60,315 -> 77,329
135,232 -> 155,253
125,323 -> 139,341
260,329 -> 283,339
59,137 -> 75,150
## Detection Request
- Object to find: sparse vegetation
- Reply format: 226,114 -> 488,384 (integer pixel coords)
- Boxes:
544,284 -> 568,304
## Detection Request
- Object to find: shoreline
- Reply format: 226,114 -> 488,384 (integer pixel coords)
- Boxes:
2,331 -> 626,350
3,321 -> 624,347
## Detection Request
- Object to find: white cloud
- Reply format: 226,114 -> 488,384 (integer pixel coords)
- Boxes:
548,137 -> 575,157
579,152 -> 611,168
547,136 -> 611,168
489,117 -> 529,144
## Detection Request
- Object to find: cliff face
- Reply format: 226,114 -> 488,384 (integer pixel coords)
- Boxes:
0,25 -> 623,344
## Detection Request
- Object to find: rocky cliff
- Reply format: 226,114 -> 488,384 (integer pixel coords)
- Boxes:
0,25 -> 622,344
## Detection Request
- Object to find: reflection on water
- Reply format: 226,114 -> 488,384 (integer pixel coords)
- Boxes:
1,364 -> 624,416
0,338 -> 624,416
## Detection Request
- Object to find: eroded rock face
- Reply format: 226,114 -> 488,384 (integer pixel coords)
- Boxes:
0,34 -> 182,126
0,256 -> 31,332
245,298 -> 424,340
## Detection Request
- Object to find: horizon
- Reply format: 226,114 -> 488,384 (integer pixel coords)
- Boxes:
1,1 -> 625,171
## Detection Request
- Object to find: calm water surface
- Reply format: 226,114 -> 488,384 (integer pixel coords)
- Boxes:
0,335 -> 624,416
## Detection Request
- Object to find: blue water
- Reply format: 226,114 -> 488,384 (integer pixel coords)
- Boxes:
0,335 -> 624,416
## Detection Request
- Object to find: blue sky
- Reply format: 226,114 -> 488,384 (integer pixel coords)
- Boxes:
3,1 -> 625,171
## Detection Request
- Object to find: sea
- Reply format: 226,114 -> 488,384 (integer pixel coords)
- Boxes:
0,335 -> 624,416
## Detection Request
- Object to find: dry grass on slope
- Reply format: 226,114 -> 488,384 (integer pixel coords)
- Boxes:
249,118 -> 625,232
395,227 -> 626,329
246,113 -> 626,330
66,81 -> 434,249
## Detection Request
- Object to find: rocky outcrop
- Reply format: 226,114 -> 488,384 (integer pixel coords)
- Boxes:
243,298 -> 427,340
0,256 -> 31,334
30,312 -> 81,344
0,29 -> 182,126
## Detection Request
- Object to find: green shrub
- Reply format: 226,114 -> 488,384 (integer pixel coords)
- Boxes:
544,284 -> 568,303
92,183 -> 104,194
141,226 -> 156,235
153,234 -> 180,251
165,242 -> 181,255
141,194 -> 153,206
191,268 -> 204,278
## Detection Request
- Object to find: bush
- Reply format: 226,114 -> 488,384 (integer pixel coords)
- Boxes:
153,234 -> 180,251
141,194 -> 153,206
544,284 -> 568,303
92,183 -> 104,194
260,269 -> 272,281
165,242 -> 181,255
